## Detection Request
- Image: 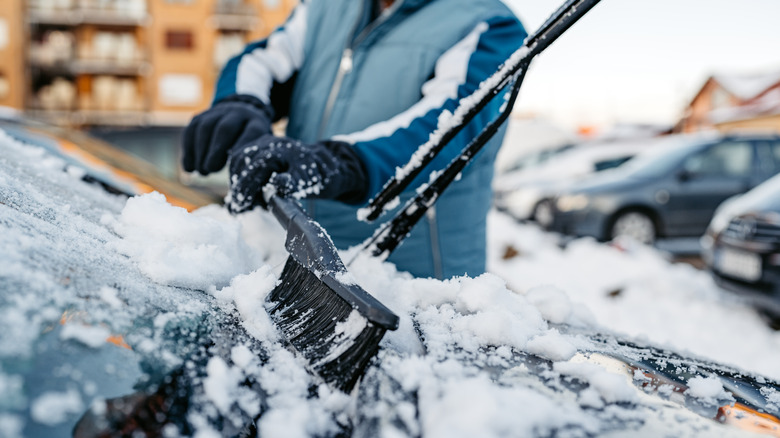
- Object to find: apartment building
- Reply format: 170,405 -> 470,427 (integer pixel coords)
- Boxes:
0,0 -> 295,128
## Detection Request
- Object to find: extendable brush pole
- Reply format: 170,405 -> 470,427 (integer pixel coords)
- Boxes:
364,70 -> 527,258
361,0 -> 602,223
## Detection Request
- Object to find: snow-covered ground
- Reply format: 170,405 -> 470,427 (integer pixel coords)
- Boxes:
487,212 -> 780,381
2,126 -> 780,437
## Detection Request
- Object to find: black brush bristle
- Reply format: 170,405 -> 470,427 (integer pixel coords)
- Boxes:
268,257 -> 387,392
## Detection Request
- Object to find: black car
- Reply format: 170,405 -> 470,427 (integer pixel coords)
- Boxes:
548,133 -> 780,244
702,174 -> 780,323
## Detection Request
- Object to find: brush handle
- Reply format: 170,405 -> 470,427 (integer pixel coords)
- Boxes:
269,196 -> 399,329
360,0 -> 602,222
364,70 -> 525,259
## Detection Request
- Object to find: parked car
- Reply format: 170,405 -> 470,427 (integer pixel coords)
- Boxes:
88,125 -> 232,198
4,120 -> 780,437
0,113 -> 221,210
494,140 -> 652,226
702,173 -> 780,323
547,132 -> 780,244
496,142 -> 576,175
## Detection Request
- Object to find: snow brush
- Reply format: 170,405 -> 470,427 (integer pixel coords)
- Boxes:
359,0 -> 602,258
265,195 -> 399,392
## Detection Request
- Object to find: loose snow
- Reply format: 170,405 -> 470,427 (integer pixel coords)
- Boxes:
60,323 -> 112,349
684,376 -> 733,407
29,389 -> 84,426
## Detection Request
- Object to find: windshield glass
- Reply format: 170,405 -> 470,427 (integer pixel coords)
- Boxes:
618,139 -> 706,179
733,172 -> 780,213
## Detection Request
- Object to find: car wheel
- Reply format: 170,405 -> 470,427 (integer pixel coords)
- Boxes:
534,199 -> 554,228
610,211 -> 656,244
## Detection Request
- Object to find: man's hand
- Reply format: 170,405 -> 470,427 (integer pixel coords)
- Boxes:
227,135 -> 368,214
181,95 -> 273,175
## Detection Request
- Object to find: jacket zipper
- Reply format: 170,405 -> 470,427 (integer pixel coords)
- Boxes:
317,0 -> 404,138
318,48 -> 353,138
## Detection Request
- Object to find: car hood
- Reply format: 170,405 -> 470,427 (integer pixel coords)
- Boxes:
728,174 -> 780,216
3,126 -> 780,437
708,173 -> 780,236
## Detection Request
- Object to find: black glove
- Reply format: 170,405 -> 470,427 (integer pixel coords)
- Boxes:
181,94 -> 273,175
227,135 -> 368,213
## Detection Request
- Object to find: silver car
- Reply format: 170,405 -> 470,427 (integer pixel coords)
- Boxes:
548,133 -> 780,244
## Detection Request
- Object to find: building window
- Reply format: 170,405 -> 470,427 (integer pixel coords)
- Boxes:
0,19 -> 8,50
158,74 -> 202,106
165,31 -> 194,50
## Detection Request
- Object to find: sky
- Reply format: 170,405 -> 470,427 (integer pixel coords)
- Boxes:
501,0 -> 780,131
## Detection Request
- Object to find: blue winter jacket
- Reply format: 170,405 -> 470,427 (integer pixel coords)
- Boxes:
215,0 -> 526,279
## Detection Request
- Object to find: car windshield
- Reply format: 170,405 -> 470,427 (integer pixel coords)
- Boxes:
731,172 -> 780,213
618,138 -> 706,179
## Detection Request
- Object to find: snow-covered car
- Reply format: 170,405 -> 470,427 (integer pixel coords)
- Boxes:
493,140 -> 650,226
3,124 -> 780,437
547,132 -> 780,244
702,173 -> 780,324
0,113 -> 220,210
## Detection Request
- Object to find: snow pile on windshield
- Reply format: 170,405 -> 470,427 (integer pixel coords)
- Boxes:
111,192 -> 609,436
106,192 -> 269,290
107,191 -> 761,437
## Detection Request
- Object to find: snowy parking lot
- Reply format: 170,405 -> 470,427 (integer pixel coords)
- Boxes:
487,211 -> 780,381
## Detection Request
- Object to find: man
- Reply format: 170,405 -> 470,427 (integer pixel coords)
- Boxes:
182,0 -> 526,279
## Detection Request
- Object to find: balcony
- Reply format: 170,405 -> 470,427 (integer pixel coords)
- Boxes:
211,1 -> 259,31
29,10 -> 149,27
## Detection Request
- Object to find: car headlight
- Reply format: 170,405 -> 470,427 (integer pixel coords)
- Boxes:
556,194 -> 589,212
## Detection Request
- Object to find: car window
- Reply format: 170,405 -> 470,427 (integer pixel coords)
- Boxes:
770,140 -> 780,173
593,155 -> 633,172
683,141 -> 752,177
621,144 -> 699,178
757,140 -> 778,175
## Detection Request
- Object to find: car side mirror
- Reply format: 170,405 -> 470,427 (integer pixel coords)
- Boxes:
677,169 -> 693,182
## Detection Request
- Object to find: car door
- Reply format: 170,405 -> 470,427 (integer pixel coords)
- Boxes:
664,140 -> 755,237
